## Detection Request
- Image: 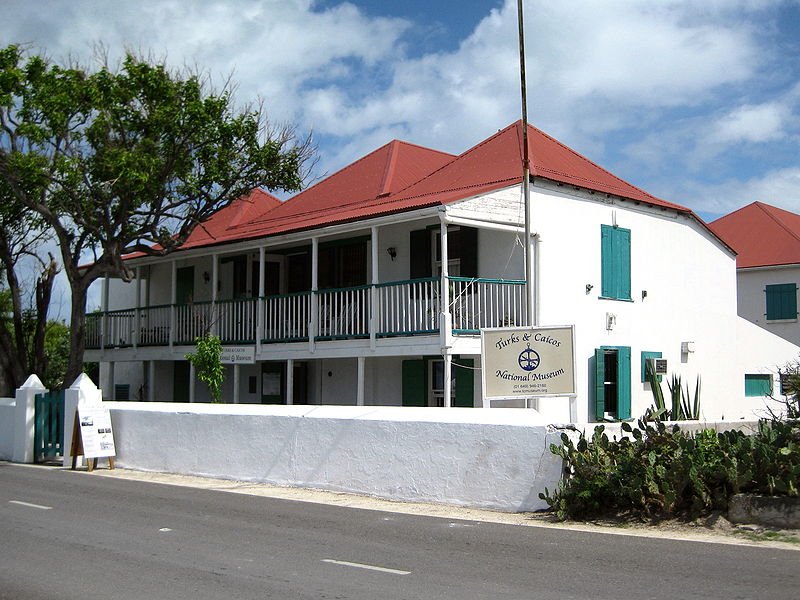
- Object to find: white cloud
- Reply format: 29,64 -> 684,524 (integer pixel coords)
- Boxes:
689,167 -> 800,217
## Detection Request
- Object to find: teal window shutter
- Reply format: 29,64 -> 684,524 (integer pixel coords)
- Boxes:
402,360 -> 426,406
617,346 -> 632,419
453,358 -> 474,407
594,348 -> 605,420
765,284 -> 797,320
745,374 -> 772,397
600,225 -> 631,300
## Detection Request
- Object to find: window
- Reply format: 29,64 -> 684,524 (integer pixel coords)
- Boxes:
745,374 -> 772,397
594,346 -> 631,420
318,238 -> 368,289
402,357 -> 474,407
640,351 -> 662,383
600,225 -> 631,300
765,283 -> 797,320
409,226 -> 477,279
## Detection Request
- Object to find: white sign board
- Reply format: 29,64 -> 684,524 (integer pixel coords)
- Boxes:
221,346 -> 256,364
77,404 -> 116,459
481,325 -> 576,400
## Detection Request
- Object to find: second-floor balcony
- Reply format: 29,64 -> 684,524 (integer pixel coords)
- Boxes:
85,276 -> 527,350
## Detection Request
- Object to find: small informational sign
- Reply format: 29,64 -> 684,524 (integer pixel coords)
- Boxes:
481,325 -> 576,400
221,346 -> 256,364
654,358 -> 668,374
77,404 -> 116,459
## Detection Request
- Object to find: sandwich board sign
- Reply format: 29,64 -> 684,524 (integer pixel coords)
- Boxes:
481,325 -> 576,401
70,403 -> 116,471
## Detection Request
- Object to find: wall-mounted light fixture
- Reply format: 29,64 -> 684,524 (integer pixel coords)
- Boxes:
387,247 -> 397,261
642,290 -> 648,300
202,271 -> 211,284
585,283 -> 593,295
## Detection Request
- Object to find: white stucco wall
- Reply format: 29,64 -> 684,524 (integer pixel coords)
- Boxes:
737,266 -> 800,346
106,401 -> 563,512
0,398 -> 15,460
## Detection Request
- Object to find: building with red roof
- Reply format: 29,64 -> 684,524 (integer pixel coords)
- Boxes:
711,201 -> 800,347
86,122 -> 797,422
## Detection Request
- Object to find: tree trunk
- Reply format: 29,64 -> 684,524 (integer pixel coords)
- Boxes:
64,277 -> 89,390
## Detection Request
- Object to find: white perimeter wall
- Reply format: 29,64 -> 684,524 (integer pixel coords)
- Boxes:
0,398 -> 14,460
106,402 -> 563,512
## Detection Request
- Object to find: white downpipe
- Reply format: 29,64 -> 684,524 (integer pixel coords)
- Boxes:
443,354 -> 452,408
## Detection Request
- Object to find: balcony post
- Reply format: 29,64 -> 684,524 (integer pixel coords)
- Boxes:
439,215 -> 452,348
169,261 -> 176,348
134,266 -> 141,349
211,253 -> 219,337
286,359 -> 294,405
370,226 -> 379,350
309,237 -> 319,352
100,275 -> 109,351
257,246 -> 265,354
357,356 -> 365,406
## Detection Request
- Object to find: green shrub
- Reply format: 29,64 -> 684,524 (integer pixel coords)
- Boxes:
540,417 -> 800,521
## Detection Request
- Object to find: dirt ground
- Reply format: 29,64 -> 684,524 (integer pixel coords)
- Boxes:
86,467 -> 800,551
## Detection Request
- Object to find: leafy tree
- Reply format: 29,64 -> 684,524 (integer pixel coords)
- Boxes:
0,172 -> 58,392
186,334 -> 224,402
0,44 -> 311,387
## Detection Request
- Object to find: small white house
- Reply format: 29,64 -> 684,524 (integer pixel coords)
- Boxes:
85,121 -> 798,421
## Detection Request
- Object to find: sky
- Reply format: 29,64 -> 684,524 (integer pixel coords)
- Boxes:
2,0 -> 800,312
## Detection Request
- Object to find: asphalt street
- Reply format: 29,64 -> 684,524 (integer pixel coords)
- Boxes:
0,462 -> 797,600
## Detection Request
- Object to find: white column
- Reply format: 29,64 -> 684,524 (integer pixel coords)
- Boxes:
439,216 -> 452,348
309,237 -> 319,352
211,253 -> 219,336
148,361 -> 156,402
12,375 -> 47,464
357,356 -> 366,406
257,246 -> 266,354
134,266 -> 141,349
286,359 -> 294,405
370,226 -> 379,350
108,362 -> 115,401
101,275 -> 109,351
169,261 -> 177,347
233,364 -> 240,404
189,362 -> 196,403
443,353 -> 453,408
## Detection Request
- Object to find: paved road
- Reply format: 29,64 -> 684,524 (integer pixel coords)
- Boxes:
0,463 -> 797,600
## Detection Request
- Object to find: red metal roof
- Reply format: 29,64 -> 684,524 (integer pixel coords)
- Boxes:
710,202 -> 800,268
390,120 -> 690,211
227,140 -> 456,240
125,120 -> 715,258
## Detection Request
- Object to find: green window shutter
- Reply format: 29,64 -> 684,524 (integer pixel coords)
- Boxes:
410,229 -> 432,279
453,358 -> 474,407
745,374 -> 772,397
617,346 -> 632,420
594,348 -> 605,421
765,283 -> 797,320
640,351 -> 662,383
601,226 -> 613,297
600,225 -> 631,300
458,227 -> 478,278
402,359 -> 426,406
617,228 -> 631,300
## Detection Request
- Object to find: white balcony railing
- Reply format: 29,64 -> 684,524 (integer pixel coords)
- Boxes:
85,277 -> 528,349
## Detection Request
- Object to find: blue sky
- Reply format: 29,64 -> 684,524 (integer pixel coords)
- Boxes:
2,1 -> 800,221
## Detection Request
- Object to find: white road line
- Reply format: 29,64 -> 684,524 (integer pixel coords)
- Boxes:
321,559 -> 411,575
9,500 -> 53,510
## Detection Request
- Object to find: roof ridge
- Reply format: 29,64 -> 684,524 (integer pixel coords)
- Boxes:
379,140 -> 401,197
527,123 -> 665,205
756,201 -> 800,245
